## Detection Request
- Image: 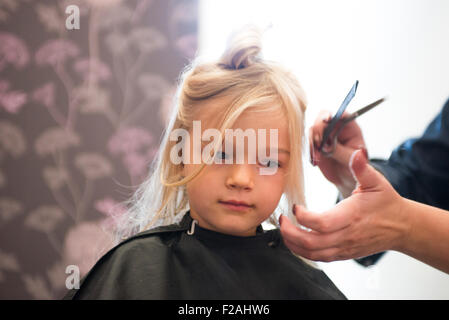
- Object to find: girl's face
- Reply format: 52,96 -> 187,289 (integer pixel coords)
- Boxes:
182,106 -> 290,236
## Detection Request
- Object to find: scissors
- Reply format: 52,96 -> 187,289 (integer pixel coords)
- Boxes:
318,80 -> 386,157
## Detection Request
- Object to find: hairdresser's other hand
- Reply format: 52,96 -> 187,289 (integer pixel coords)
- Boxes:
280,149 -> 409,263
309,110 -> 367,198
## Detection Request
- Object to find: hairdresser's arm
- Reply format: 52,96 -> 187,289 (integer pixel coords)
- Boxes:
399,198 -> 449,274
371,99 -> 449,210
280,150 -> 449,274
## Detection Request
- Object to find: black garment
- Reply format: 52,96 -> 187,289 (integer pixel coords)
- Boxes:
373,98 -> 449,210
356,98 -> 449,267
64,212 -> 346,300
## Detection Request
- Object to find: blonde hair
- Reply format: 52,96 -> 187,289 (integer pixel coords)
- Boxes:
114,25 -> 307,244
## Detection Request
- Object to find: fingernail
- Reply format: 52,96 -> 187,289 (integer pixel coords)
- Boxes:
312,151 -> 319,167
309,145 -> 314,165
309,143 -> 316,166
310,153 -> 316,167
361,147 -> 368,160
357,148 -> 368,162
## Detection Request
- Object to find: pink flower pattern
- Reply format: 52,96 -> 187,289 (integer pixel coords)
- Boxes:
108,126 -> 154,155
74,152 -> 113,180
35,4 -> 65,35
24,205 -> 65,233
63,220 -> 114,276
34,127 -> 80,157
94,196 -> 128,231
0,120 -> 27,158
35,39 -> 80,67
0,0 -> 197,299
94,196 -> 127,218
0,79 -> 27,114
43,166 -> 68,190
108,127 -> 157,178
0,197 -> 24,224
32,82 -> 55,108
0,32 -> 29,71
73,58 -> 112,82
0,89 -> 27,113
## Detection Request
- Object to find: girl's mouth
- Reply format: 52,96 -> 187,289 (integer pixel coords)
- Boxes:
219,201 -> 254,211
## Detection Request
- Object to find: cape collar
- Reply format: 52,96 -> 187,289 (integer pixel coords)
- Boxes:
122,209 -> 266,243
118,210 -> 279,250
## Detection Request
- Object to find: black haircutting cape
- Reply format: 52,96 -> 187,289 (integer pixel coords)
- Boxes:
63,212 -> 346,300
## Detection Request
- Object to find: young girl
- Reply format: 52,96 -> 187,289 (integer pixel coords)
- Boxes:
64,26 -> 346,300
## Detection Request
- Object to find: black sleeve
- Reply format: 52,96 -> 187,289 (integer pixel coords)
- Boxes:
372,99 -> 449,209
355,98 -> 449,267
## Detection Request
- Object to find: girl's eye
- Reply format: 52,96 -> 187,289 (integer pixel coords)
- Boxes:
215,151 -> 228,160
260,159 -> 281,168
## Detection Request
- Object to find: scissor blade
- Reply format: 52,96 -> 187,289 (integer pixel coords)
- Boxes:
319,80 -> 359,151
352,97 -> 386,119
333,80 -> 359,121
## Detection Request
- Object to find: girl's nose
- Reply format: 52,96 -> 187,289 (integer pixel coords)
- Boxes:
225,164 -> 255,191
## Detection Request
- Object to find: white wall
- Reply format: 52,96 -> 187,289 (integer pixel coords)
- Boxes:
199,0 -> 449,299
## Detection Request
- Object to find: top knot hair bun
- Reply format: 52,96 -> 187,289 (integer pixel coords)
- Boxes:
219,25 -> 263,70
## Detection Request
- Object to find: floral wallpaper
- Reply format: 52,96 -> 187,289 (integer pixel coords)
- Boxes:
0,0 -> 197,299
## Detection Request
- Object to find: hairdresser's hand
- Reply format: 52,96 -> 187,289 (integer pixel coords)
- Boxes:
309,110 -> 367,198
280,149 -> 409,263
